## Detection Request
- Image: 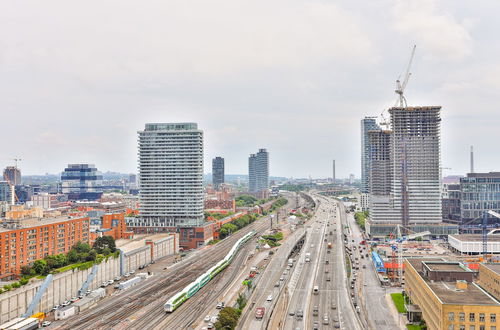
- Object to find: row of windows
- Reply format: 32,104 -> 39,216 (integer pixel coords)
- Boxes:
449,312 -> 496,322
449,325 -> 496,330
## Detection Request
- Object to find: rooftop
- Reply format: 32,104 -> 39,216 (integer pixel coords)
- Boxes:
0,216 -> 88,232
407,258 -> 500,306
483,263 -> 500,275
422,261 -> 471,273
449,234 -> 500,242
116,233 -> 173,253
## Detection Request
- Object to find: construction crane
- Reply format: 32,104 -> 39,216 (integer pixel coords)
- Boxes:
380,45 -> 417,128
459,210 -> 500,261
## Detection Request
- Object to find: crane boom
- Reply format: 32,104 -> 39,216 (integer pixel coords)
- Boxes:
395,45 -> 417,107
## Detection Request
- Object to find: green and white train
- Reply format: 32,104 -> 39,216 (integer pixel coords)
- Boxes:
164,230 -> 256,312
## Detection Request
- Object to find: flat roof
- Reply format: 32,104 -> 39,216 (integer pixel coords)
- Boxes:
117,233 -> 173,253
407,258 -> 500,306
450,234 -> 500,242
423,262 -> 469,272
0,216 -> 87,233
483,263 -> 500,275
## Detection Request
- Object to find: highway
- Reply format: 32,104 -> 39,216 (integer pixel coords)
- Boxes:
339,200 -> 400,330
53,195 -> 302,330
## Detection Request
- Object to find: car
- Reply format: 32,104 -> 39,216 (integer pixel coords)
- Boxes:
283,270 -> 288,275
71,297 -> 78,302
331,304 -> 337,310
114,276 -> 121,281
334,322 -> 341,328
216,302 -> 225,309
274,281 -> 280,287
210,316 -> 218,323
296,310 -> 304,319
52,305 -> 60,311
125,272 -> 130,277
363,265 -> 366,269
204,315 -> 211,322
267,295 -> 273,302
325,269 -> 329,273
280,276 -> 284,281
326,277 -> 331,282
86,289 -> 91,295
323,314 -> 329,325
114,284 -> 120,289
313,322 -> 319,330
108,280 -> 114,285
100,282 -> 107,288
207,323 -> 214,329
79,295 -> 84,299
62,300 -> 70,307
42,321 -> 52,327
288,310 -> 295,316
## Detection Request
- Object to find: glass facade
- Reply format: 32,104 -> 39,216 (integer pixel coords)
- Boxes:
61,164 -> 103,201
460,173 -> 500,224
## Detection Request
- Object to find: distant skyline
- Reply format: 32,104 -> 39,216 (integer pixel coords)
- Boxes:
2,1 -> 500,178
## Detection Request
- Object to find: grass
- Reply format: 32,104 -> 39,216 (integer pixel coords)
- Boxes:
406,325 -> 423,330
391,293 -> 407,313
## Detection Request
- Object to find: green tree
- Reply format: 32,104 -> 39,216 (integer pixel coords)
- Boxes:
20,265 -> 32,277
220,223 -> 238,238
67,249 -> 79,263
87,249 -> 97,261
215,307 -> 239,330
12,282 -> 20,288
236,293 -> 247,310
33,259 -> 49,275
74,241 -> 91,254
93,236 -> 116,254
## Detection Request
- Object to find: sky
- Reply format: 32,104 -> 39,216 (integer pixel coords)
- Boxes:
1,0 -> 499,178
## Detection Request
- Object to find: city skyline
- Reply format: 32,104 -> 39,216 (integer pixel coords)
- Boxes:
2,2 -> 500,178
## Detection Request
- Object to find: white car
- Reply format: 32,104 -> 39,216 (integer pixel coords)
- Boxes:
42,321 -> 51,327
204,315 -> 211,322
267,295 -> 273,302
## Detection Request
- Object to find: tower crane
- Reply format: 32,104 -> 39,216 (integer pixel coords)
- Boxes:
380,45 -> 417,128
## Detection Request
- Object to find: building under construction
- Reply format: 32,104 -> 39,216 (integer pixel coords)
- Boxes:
367,106 -> 458,237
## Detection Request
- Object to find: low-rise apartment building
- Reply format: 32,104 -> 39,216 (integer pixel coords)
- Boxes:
405,258 -> 500,330
0,216 -> 90,278
478,263 -> 500,302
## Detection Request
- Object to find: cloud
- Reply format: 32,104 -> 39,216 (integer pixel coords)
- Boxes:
391,0 -> 472,61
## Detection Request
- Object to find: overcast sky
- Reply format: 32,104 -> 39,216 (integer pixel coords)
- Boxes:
1,0 -> 499,178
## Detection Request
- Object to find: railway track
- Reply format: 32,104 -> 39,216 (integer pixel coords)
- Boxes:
57,213 -> 273,330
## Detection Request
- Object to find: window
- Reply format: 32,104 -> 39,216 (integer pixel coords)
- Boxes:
449,325 -> 454,330
480,326 -> 485,330
460,313 -> 465,322
470,326 -> 475,330
470,313 -> 476,322
491,326 -> 496,330
460,326 -> 465,330
492,314 -> 497,323
480,314 -> 485,322
449,312 -> 455,321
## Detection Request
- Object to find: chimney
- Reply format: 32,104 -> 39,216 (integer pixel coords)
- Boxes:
456,280 -> 468,290
470,146 -> 474,174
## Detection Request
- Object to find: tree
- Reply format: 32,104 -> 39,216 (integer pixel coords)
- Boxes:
93,236 -> 116,254
20,265 -> 32,277
67,249 -> 79,263
33,259 -> 49,275
215,307 -> 239,330
87,250 -> 97,261
74,241 -> 91,254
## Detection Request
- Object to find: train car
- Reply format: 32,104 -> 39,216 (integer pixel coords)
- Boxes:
164,230 -> 256,313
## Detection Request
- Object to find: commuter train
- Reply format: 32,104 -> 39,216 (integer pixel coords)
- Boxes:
163,230 -> 256,312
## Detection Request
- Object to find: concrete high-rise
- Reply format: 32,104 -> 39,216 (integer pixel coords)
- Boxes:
138,123 -> 204,227
367,107 -> 449,236
361,117 -> 380,193
3,166 -> 21,186
248,149 -> 269,193
212,157 -> 225,190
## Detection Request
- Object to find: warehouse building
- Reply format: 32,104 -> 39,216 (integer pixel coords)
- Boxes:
448,234 -> 500,254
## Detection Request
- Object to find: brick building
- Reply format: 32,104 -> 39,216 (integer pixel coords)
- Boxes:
0,216 -> 90,278
89,212 -> 134,243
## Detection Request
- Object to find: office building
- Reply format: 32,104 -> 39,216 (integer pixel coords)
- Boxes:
3,166 -> 21,185
460,172 -> 500,224
361,117 -> 380,193
61,164 -> 103,201
0,216 -> 90,277
405,258 -> 500,330
478,263 -> 500,302
332,159 -> 336,183
137,123 -> 204,228
248,149 -> 269,193
0,181 -> 11,202
212,157 -> 225,190
367,107 -> 452,236
442,183 -> 461,224
129,174 -> 136,185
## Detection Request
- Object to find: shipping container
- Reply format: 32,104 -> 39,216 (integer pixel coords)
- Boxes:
118,276 -> 142,290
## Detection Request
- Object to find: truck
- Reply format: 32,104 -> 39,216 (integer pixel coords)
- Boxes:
255,307 -> 265,319
327,242 -> 332,249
